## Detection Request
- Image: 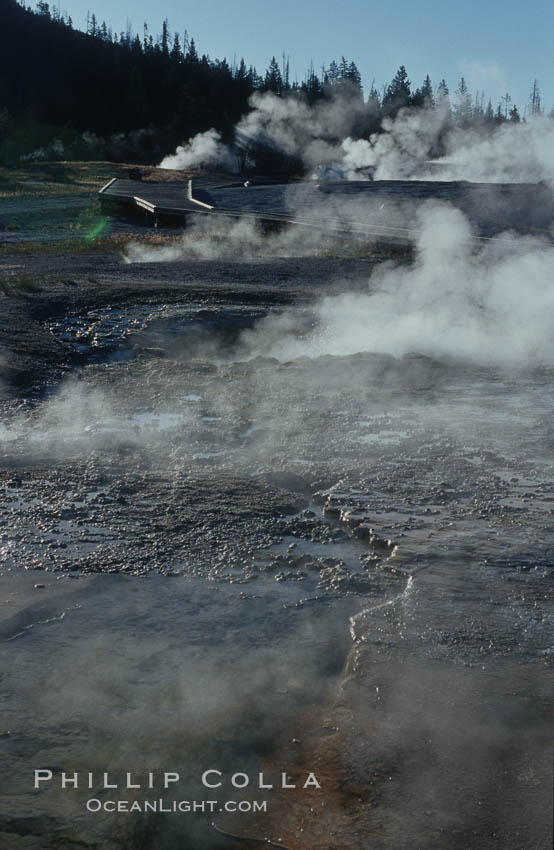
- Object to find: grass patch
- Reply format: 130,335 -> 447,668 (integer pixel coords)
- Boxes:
0,161 -> 116,196
47,274 -> 77,285
0,160 -> 213,199
0,274 -> 42,295
0,161 -> 187,254
0,231 -> 182,256
0,272 -> 80,295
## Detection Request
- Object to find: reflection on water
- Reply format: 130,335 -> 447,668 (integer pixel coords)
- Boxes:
1,304 -> 553,848
0,569 -> 355,848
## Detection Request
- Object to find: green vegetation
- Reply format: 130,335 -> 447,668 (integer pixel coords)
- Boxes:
1,1 -> 538,169
0,228 -> 183,256
0,161 -> 144,253
0,273 -> 42,295
0,161 -> 115,196
0,271 -> 97,294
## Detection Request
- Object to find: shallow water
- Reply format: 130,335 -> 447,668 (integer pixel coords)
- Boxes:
1,303 -> 553,848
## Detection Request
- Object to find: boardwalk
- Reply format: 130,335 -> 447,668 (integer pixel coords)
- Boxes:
99,176 -> 554,242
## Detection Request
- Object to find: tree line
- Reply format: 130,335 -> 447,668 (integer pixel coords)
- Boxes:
0,0 -> 548,165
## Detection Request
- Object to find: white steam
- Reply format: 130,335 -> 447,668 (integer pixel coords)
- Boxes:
126,201 -> 554,369
235,88 -> 371,174
241,204 -> 554,368
162,88 -> 375,177
340,104 -> 452,180
429,118 -> 554,183
125,185 -> 403,262
160,128 -> 236,171
351,109 -> 554,183
161,89 -> 554,184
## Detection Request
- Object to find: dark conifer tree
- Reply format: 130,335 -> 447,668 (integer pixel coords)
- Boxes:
170,32 -> 182,63
326,60 -> 339,84
528,79 -> 541,116
347,61 -> 363,97
161,18 -> 169,55
185,38 -> 198,63
1,0 -> 539,170
263,57 -> 283,94
302,63 -> 323,104
420,74 -> 434,106
383,65 -> 411,115
454,77 -> 472,125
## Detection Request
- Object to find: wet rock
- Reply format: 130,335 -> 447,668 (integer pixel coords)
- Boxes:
323,502 -> 343,519
275,571 -> 306,582
266,470 -> 309,494
249,356 -> 280,368
0,813 -> 64,837
360,553 -> 381,571
371,535 -> 397,552
318,563 -> 349,583
133,346 -> 168,358
321,557 -> 344,568
340,509 -> 369,529
220,361 -> 253,377
312,490 -> 330,505
341,572 -> 375,592
296,554 -> 317,568
188,359 -> 218,375
352,523 -> 374,541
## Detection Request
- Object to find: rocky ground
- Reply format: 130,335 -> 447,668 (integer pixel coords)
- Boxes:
0,167 -> 552,849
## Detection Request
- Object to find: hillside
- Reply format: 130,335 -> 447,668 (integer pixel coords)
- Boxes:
0,0 -> 254,161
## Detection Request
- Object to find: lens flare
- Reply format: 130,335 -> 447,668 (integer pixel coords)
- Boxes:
85,217 -> 109,241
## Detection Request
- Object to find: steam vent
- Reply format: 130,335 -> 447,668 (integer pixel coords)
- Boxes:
99,175 -> 554,241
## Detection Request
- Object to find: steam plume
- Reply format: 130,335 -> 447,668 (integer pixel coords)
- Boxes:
161,89 -> 554,184
160,128 -> 236,171
239,204 -> 554,367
